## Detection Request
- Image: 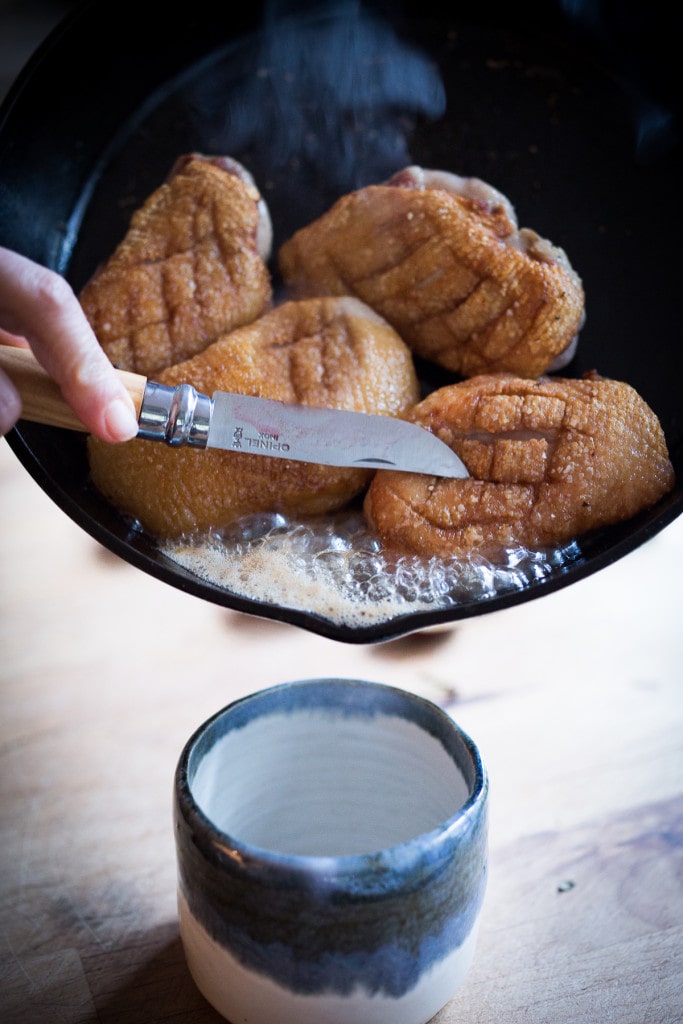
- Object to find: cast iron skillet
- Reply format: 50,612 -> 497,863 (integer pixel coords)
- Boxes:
1,0 -> 681,643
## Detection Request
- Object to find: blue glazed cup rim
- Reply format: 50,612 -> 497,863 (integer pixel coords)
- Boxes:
174,678 -> 488,889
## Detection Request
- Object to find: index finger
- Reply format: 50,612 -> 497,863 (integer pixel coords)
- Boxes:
0,247 -> 139,442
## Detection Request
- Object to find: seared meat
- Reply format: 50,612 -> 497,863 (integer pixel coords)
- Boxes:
87,296 -> 420,538
79,154 -> 273,377
363,372 -> 674,557
278,165 -> 585,378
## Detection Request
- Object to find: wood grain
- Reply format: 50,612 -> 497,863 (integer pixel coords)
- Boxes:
1,437 -> 682,1024
0,346 -> 147,432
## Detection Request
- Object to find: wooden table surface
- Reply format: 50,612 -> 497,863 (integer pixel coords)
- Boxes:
1,435 -> 682,1024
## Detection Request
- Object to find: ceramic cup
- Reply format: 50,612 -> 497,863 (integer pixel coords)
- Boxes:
173,678 -> 488,1024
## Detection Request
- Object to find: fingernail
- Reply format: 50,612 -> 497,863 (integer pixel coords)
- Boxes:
104,397 -> 139,442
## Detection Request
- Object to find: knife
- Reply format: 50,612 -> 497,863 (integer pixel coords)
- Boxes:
0,346 -> 468,478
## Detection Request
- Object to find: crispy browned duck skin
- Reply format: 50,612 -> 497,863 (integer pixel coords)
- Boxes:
278,166 -> 585,378
87,297 -> 420,539
79,154 -> 273,377
363,373 -> 675,557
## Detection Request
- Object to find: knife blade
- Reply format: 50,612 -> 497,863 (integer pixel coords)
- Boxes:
0,346 -> 469,478
210,391 -> 468,476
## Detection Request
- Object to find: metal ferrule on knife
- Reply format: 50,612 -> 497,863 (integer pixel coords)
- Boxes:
137,382 -> 212,448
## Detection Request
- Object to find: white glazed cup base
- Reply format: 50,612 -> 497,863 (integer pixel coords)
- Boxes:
179,887 -> 479,1024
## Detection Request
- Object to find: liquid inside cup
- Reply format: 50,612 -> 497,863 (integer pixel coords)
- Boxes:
189,708 -> 470,857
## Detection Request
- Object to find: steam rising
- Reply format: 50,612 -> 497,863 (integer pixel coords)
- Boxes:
560,0 -> 678,160
181,1 -> 446,242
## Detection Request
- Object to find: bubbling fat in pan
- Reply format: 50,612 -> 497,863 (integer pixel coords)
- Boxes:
82,160 -> 674,630
157,371 -> 674,631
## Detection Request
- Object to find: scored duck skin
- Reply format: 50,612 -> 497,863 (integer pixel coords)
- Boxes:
278,165 -> 585,379
79,154 -> 273,377
87,296 -> 420,539
363,372 -> 675,557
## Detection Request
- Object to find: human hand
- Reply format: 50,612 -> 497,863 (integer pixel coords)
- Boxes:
0,247 -> 138,441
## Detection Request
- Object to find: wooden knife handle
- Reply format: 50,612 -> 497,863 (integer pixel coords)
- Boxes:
0,345 -> 146,432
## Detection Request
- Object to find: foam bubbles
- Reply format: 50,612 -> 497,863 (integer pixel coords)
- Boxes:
160,511 -> 581,630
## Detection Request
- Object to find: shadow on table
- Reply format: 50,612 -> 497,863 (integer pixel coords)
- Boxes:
91,933 -> 224,1024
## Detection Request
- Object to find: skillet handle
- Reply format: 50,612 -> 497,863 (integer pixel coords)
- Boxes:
0,345 -> 146,433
